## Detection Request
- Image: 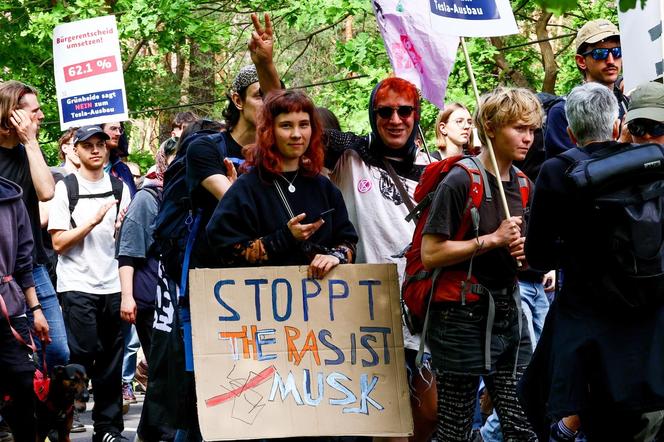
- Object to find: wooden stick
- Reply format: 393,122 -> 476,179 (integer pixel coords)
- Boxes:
460,36 -> 511,219
460,36 -> 522,267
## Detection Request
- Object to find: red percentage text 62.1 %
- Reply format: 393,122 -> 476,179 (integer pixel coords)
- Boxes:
63,56 -> 117,82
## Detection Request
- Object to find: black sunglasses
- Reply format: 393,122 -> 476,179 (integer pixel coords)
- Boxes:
374,106 -> 415,119
628,119 -> 664,138
581,46 -> 622,61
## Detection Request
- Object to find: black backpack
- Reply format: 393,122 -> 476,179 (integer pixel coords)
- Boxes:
152,130 -> 227,285
562,142 -> 664,308
63,173 -> 124,228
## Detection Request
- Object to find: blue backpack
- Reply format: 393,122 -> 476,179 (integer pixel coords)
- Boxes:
152,130 -> 228,285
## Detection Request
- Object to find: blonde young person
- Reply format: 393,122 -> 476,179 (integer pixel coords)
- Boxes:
421,87 -> 541,441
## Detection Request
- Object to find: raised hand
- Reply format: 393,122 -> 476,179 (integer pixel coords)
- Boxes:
249,13 -> 274,66
10,108 -> 39,143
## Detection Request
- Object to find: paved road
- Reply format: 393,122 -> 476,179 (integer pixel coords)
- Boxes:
71,393 -> 143,441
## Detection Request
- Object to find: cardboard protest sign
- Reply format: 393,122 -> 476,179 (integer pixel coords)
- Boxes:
428,0 -> 518,37
189,264 -> 412,441
373,0 -> 459,108
53,15 -> 128,130
618,1 -> 664,91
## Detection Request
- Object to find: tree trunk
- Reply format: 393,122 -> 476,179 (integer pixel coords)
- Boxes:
489,37 -> 531,88
536,11 -> 558,94
188,42 -> 215,115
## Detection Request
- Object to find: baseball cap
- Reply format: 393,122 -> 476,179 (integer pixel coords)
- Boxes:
231,65 -> 259,94
574,19 -> 620,53
626,81 -> 664,123
73,125 -> 110,144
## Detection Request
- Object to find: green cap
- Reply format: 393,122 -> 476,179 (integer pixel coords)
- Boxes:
626,81 -> 664,123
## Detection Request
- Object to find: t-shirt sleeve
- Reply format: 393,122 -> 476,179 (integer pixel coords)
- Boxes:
47,180 -> 71,232
117,190 -> 158,259
422,167 -> 470,238
329,181 -> 359,245
186,137 -> 228,193
119,184 -> 131,214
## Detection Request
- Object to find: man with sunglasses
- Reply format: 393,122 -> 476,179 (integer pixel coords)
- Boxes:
626,81 -> 664,144
545,19 -> 628,159
325,77 -> 439,442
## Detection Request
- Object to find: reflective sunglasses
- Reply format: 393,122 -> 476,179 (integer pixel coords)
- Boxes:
581,46 -> 622,61
374,105 -> 415,119
627,119 -> 664,138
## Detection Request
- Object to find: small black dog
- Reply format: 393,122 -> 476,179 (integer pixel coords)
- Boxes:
36,363 -> 89,442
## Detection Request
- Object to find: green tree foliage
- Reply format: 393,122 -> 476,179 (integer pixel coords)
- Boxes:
0,0 -> 625,161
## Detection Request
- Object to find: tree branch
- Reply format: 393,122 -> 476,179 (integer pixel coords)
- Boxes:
287,13 -> 350,47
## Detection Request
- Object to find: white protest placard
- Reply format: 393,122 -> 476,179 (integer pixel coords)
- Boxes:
52,15 -> 128,130
618,0 -> 664,92
428,0 -> 518,37
189,264 -> 412,441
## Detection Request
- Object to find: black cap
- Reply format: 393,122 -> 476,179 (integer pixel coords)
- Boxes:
73,125 -> 110,145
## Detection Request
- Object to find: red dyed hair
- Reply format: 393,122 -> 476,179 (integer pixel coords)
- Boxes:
374,77 -> 420,115
249,89 -> 324,177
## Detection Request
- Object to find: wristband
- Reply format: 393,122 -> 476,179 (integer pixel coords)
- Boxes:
29,303 -> 43,312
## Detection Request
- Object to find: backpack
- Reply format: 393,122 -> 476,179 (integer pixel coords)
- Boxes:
63,173 -> 124,228
402,155 -> 530,326
152,131 -> 227,286
562,142 -> 664,309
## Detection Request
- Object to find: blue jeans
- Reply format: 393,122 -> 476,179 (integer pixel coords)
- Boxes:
29,265 -> 69,369
480,280 -> 550,442
122,323 -> 140,384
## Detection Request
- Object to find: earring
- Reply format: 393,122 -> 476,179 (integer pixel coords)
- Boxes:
442,131 -> 447,136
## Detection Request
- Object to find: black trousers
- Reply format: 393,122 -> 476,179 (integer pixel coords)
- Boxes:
62,291 -> 123,434
0,317 -> 36,442
136,305 -> 155,357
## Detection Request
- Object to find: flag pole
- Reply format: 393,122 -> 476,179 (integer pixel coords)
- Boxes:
459,36 -> 512,220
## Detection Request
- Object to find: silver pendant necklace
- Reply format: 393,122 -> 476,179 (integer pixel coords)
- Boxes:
278,170 -> 299,193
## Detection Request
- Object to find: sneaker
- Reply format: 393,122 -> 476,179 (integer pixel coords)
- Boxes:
92,431 -> 128,442
71,409 -> 86,433
122,382 -> 137,404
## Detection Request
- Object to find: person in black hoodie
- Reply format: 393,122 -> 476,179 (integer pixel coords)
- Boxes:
0,175 -> 49,442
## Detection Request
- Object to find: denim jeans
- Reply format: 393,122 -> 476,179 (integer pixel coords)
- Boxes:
481,281 -> 550,442
122,323 -> 140,384
29,265 -> 69,369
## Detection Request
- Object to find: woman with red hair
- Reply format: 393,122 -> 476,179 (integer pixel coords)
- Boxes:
206,89 -> 357,278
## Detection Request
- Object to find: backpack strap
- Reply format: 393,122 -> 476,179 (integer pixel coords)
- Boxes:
454,157 -> 490,240
64,174 -> 79,228
513,166 -> 530,209
64,174 -> 124,228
